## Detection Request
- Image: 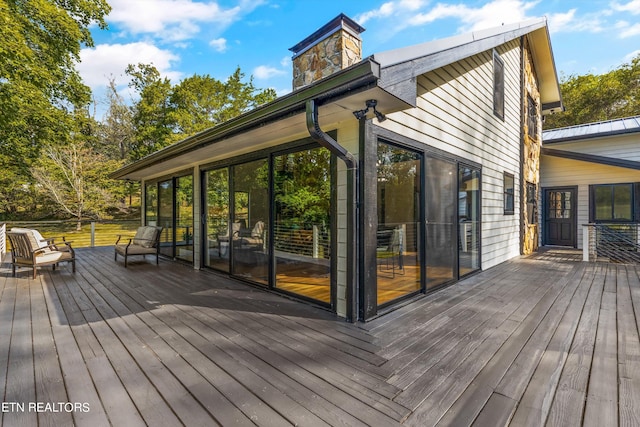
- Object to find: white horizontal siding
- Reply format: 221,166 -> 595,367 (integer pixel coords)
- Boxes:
378,40 -> 523,270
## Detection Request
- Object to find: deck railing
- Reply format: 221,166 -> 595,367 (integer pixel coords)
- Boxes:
583,223 -> 640,263
2,219 -> 141,249
0,223 -> 5,258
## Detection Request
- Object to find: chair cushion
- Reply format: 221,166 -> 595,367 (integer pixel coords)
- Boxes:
115,244 -> 157,256
132,226 -> 158,248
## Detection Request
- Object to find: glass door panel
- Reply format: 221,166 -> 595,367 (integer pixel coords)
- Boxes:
376,142 -> 422,305
158,179 -> 174,258
231,159 -> 269,284
274,148 -> 331,304
204,168 -> 230,272
459,166 -> 480,276
425,156 -> 456,289
175,175 -> 193,262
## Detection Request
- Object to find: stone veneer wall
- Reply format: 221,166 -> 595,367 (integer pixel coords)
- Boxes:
292,29 -> 362,90
522,40 -> 542,255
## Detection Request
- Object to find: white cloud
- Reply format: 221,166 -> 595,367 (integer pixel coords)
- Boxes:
280,56 -> 291,68
619,22 -> 640,37
547,9 -> 604,33
78,42 -> 181,93
209,37 -> 227,52
357,0 -> 538,34
624,49 -> 640,61
253,65 -> 286,80
612,0 -> 640,15
106,0 -> 264,42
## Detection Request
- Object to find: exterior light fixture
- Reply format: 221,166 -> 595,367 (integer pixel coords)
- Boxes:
353,99 -> 386,122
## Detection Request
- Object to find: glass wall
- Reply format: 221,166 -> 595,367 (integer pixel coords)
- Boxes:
158,179 -> 174,258
459,166 -> 480,276
231,159 -> 269,284
425,156 -> 456,289
376,142 -> 422,305
175,175 -> 194,262
204,168 -> 230,272
274,148 -> 331,303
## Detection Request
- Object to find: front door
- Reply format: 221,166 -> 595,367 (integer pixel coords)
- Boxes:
544,187 -> 577,247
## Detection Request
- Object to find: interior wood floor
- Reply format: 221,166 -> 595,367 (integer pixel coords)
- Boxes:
1,246 -> 639,426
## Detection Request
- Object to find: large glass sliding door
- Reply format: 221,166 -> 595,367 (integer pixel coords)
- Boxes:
231,159 -> 269,284
274,147 -> 331,303
175,175 -> 193,262
425,156 -> 457,289
145,182 -> 158,226
376,142 -> 422,306
459,166 -> 480,276
204,168 -> 230,272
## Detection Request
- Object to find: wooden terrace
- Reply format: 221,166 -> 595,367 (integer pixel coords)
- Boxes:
1,247 -> 639,426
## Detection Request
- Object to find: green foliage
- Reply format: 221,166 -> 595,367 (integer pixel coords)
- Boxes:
126,64 -> 277,161
0,0 -> 111,220
544,54 -> 640,129
126,63 -> 175,160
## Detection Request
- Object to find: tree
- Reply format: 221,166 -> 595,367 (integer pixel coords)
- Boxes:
170,69 -> 277,136
0,0 -> 111,153
544,54 -> 640,129
98,77 -> 135,160
32,139 -> 123,230
0,0 -> 110,219
126,64 -> 277,161
126,63 -> 174,160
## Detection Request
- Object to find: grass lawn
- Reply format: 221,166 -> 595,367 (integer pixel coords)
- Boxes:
5,220 -> 141,249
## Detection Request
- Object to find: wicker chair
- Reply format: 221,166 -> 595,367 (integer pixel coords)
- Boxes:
114,226 -> 163,267
7,231 -> 76,279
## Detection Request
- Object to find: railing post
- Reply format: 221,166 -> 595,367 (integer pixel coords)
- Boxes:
0,223 -> 5,259
312,224 -> 319,258
91,221 -> 96,248
583,224 -> 590,262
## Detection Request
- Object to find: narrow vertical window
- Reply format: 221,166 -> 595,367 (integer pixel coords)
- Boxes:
504,172 -> 514,215
493,50 -> 505,120
527,95 -> 539,140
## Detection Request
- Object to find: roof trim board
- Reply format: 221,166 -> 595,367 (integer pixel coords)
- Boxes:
542,147 -> 640,170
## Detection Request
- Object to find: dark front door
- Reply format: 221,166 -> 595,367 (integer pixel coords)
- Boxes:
544,187 -> 577,247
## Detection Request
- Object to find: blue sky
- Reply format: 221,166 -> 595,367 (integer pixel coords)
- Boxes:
79,0 -> 640,113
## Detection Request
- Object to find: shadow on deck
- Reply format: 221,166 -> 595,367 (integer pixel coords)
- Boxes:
0,246 -> 638,426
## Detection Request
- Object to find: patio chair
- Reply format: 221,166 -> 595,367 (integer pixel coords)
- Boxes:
10,227 -> 72,253
114,226 -> 163,267
7,231 -> 76,279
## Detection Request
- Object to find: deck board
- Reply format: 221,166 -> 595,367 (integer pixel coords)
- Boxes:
1,246 -> 639,426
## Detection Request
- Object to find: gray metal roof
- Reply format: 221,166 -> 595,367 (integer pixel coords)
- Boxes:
543,115 -> 640,144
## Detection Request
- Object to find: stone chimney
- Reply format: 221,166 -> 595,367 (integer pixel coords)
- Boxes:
289,14 -> 365,91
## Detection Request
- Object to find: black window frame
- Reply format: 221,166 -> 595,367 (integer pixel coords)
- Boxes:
589,183 -> 638,223
493,49 -> 505,120
504,172 -> 515,215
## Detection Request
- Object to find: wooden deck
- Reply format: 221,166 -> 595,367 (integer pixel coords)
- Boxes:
1,246 -> 639,426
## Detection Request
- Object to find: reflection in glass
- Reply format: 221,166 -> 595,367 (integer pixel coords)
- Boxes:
205,169 -> 230,272
158,179 -> 174,258
232,159 -> 269,284
145,183 -> 157,226
377,142 -> 421,305
426,156 -> 456,289
459,166 -> 480,276
274,148 -> 331,303
175,175 -> 193,262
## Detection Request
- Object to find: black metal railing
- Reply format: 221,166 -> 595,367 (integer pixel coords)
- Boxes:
593,223 -> 640,263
